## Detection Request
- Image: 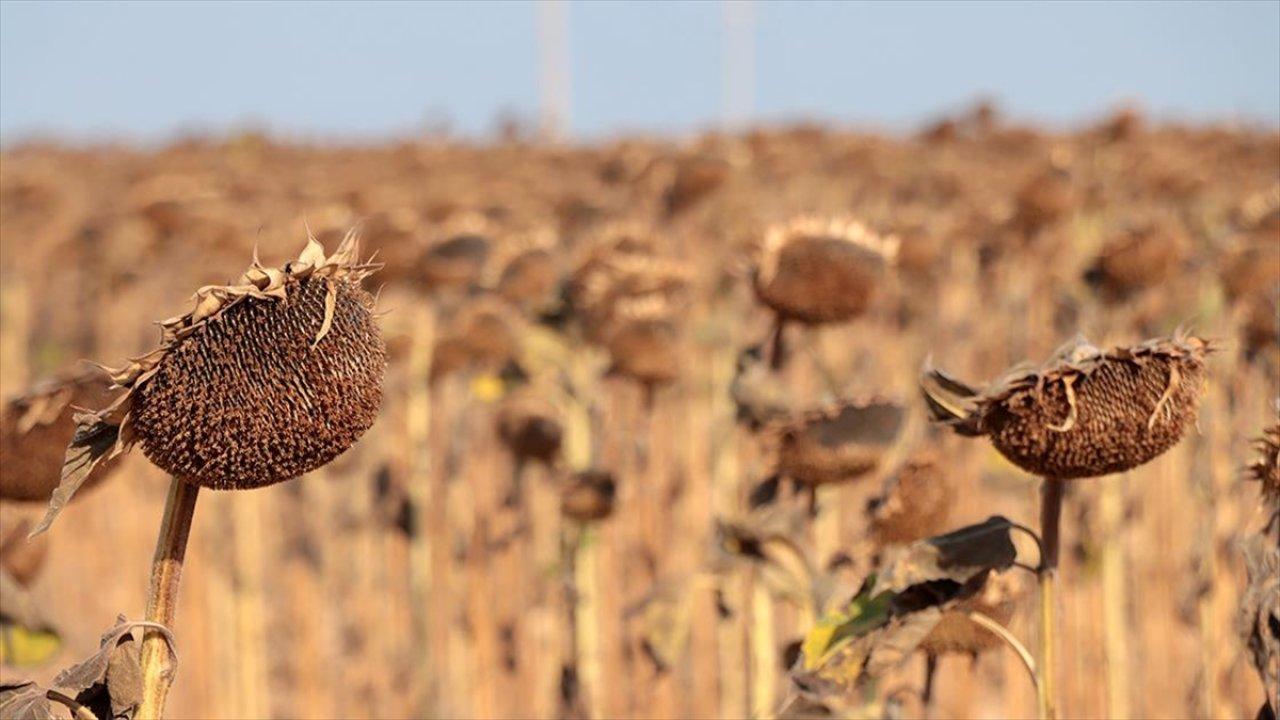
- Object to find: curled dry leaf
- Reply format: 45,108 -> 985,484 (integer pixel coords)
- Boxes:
793,516 -> 1018,695
0,615 -> 169,720
0,681 -> 60,720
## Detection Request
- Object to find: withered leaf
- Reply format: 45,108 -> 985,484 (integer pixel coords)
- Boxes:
0,681 -> 64,720
1238,535 -> 1279,713
863,606 -> 943,676
796,517 -> 1020,696
31,419 -> 121,537
800,581 -> 892,669
53,615 -> 171,720
873,515 -> 1017,596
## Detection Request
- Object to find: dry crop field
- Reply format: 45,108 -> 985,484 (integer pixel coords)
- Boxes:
0,107 -> 1277,720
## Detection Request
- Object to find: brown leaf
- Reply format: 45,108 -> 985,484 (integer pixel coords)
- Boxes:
864,606 -> 943,676
0,681 -> 64,720
30,419 -> 121,537
873,515 -> 1017,596
52,615 -> 171,720
794,517 -> 1020,697
1238,534 -> 1280,712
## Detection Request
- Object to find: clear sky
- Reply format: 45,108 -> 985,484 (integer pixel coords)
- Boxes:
1,0 -> 1277,143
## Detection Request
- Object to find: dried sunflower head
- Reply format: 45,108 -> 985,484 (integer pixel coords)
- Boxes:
415,214 -> 493,293
560,469 -> 616,522
1241,289 -> 1279,368
566,225 -> 688,343
776,400 -> 905,489
866,451 -> 955,548
495,391 -> 563,467
428,298 -> 522,385
42,231 -> 385,530
1220,236 -> 1280,305
1082,222 -> 1187,302
0,368 -> 122,503
1248,423 -> 1279,530
603,295 -> 681,391
753,216 -> 898,325
483,229 -> 561,313
1011,167 -> 1073,235
663,155 -> 729,217
922,332 -> 1212,479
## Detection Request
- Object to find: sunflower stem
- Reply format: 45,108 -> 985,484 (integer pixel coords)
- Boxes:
138,477 -> 200,720
921,653 -> 938,712
1037,477 -> 1064,720
768,315 -> 788,371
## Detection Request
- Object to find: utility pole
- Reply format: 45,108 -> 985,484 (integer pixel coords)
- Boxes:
538,0 -> 571,141
722,0 -> 755,132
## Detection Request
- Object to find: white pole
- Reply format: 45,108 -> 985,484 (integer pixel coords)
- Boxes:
722,0 -> 755,132
538,0 -> 571,141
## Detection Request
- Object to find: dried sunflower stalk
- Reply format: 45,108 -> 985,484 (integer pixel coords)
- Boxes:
921,331 -> 1212,720
35,230 -> 386,720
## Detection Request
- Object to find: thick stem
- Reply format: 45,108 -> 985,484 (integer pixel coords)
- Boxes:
1100,475 -> 1131,720
768,315 -> 788,371
560,526 -> 584,719
137,478 -> 200,720
922,653 -> 939,712
1037,477 -> 1064,720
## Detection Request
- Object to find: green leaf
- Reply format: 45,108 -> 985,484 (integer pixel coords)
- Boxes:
801,580 -> 893,670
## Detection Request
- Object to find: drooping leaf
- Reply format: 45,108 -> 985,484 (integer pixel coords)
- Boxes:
31,418 -> 121,537
50,617 -> 136,719
873,515 -> 1017,596
47,615 -> 172,720
793,517 -> 1022,697
800,581 -> 893,670
863,606 -> 943,676
0,681 -> 63,720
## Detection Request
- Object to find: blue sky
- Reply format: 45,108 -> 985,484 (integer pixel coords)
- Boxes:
1,0 -> 1277,142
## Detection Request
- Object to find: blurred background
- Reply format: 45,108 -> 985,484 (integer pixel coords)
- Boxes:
2,0 -> 1279,142
0,2 -> 1278,720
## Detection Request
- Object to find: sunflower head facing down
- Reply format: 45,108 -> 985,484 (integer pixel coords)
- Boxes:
38,230 -> 386,533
